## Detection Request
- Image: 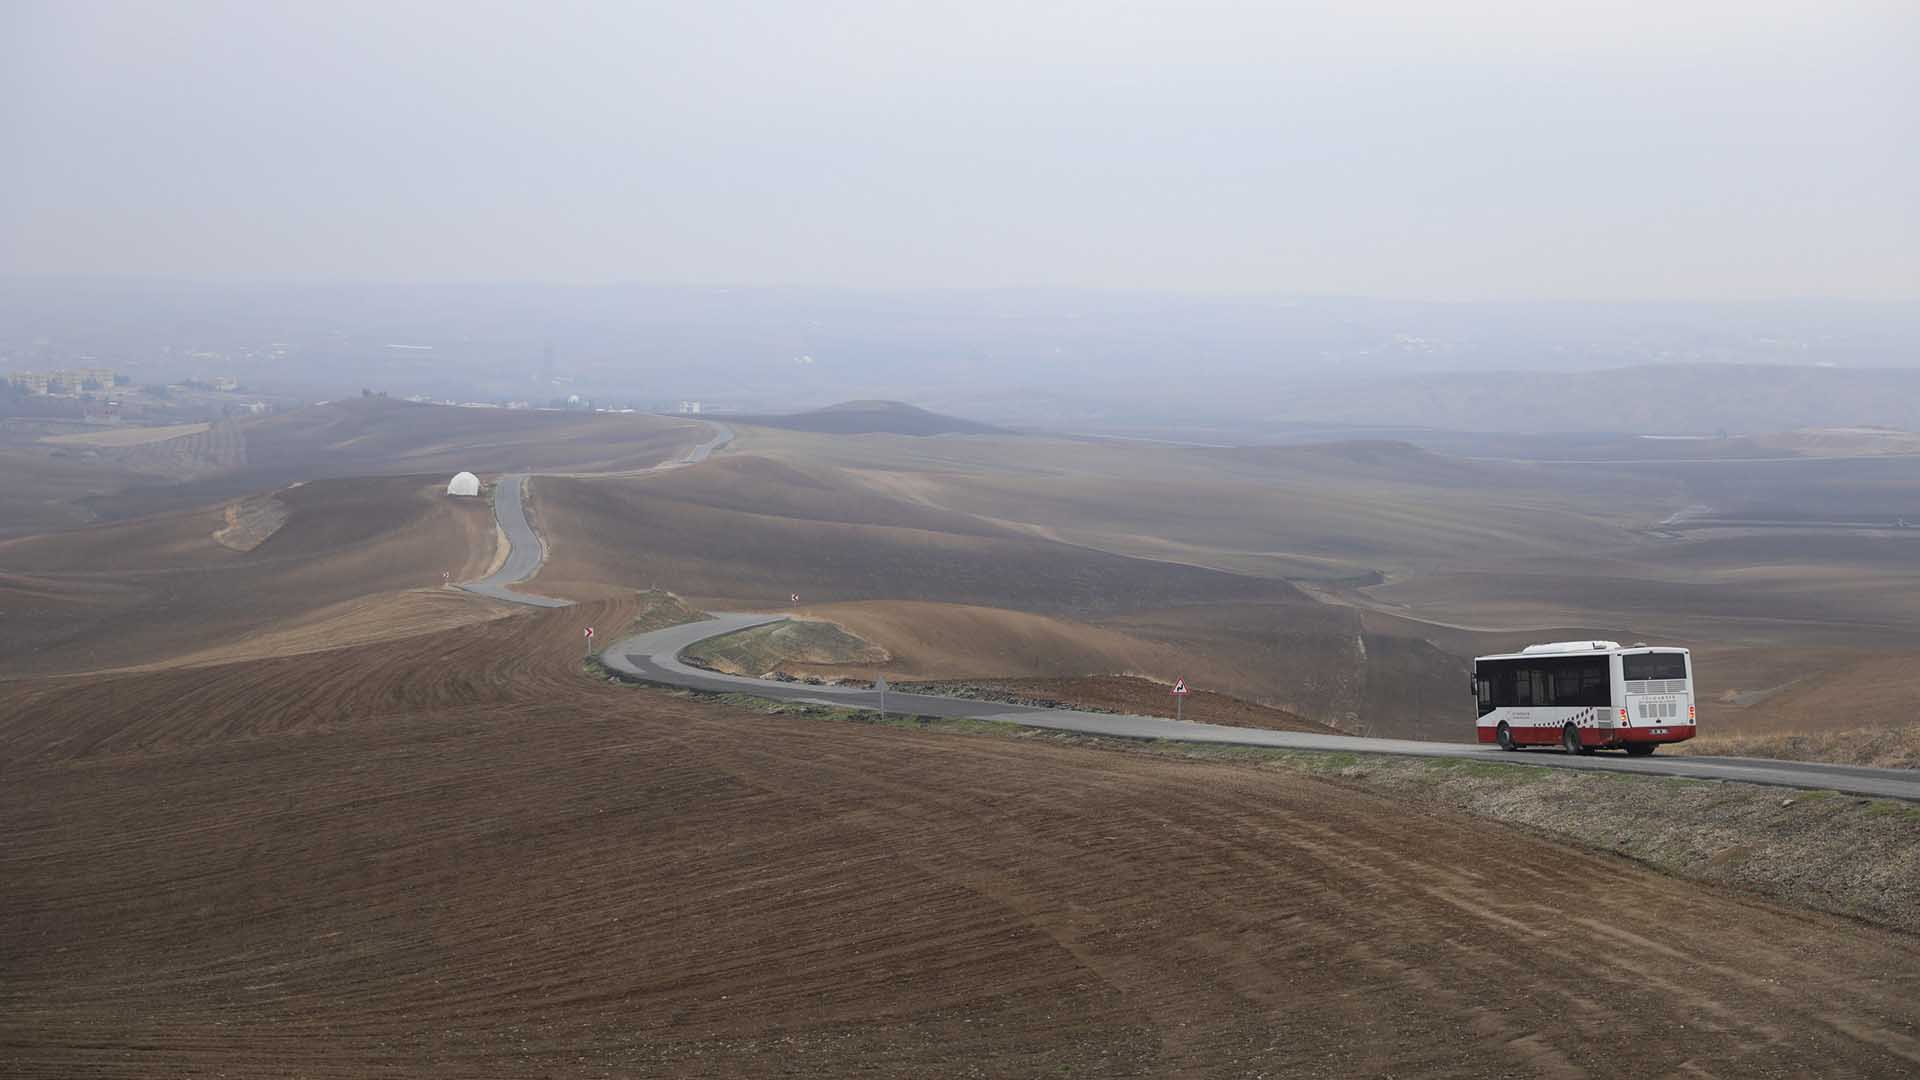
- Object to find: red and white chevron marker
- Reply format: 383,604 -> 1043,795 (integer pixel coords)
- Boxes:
583,625 -> 595,657
790,593 -> 800,604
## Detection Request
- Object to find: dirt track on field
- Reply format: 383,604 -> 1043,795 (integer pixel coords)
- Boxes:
4,599 -> 1919,1077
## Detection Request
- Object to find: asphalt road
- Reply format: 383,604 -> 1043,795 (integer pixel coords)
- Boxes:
602,613 -> 1920,802
681,420 -> 733,463
458,474 -> 572,608
459,420 -> 734,608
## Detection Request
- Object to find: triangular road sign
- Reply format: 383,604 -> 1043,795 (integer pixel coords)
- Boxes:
1171,679 -> 1188,695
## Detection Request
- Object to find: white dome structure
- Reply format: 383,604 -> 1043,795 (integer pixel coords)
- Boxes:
446,471 -> 481,497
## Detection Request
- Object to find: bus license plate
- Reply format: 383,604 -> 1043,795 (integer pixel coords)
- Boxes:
1651,728 -> 1668,735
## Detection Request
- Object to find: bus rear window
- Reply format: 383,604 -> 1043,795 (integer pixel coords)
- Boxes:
1622,652 -> 1688,681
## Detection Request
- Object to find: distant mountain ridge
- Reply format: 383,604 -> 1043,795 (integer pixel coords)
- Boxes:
727,400 -> 1007,436
1261,364 -> 1920,435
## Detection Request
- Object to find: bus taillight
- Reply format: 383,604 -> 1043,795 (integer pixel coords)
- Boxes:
1688,705 -> 1696,722
1619,708 -> 1629,726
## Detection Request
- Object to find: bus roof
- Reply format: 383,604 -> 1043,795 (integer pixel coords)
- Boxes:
1474,643 -> 1690,663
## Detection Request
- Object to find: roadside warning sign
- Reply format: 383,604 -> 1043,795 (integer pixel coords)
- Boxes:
790,593 -> 800,604
584,627 -> 595,638
1171,679 -> 1189,695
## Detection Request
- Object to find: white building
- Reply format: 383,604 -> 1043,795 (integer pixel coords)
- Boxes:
678,400 -> 702,414
446,472 -> 481,497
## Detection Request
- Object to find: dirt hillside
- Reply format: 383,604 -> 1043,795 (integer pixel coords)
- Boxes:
531,459 -> 1470,736
532,460 -> 1303,618
3,599 -> 1917,1076
0,474 -> 500,676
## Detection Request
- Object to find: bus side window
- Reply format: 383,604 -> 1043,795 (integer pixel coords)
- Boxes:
1514,669 -> 1532,706
1582,665 -> 1607,700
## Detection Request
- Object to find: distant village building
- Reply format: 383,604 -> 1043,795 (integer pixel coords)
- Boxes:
7,367 -> 119,396
447,472 -> 482,497
210,376 -> 240,392
678,400 -> 702,414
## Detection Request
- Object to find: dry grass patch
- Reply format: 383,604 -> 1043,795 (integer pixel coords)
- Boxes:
626,588 -> 713,634
211,490 -> 291,552
40,422 -> 210,447
1676,723 -> 1920,769
683,618 -> 888,676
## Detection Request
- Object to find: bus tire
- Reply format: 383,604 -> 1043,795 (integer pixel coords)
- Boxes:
1625,743 -> 1656,756
1496,723 -> 1517,751
1562,723 -> 1585,755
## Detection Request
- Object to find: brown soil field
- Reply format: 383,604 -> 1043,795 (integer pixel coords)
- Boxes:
530,459 -> 1468,735
737,428 -> 1658,582
0,446 -> 152,536
0,474 -> 500,676
774,601 -> 1168,682
1685,648 -> 1920,737
118,588 -> 520,672
1092,602 -> 1468,739
725,426 -> 1920,749
531,459 -> 1303,618
5,600 -> 1920,1076
650,597 -> 1448,738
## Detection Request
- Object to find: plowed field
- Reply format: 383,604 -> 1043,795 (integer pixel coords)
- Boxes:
0,474 -> 501,676
3,598 -> 1918,1077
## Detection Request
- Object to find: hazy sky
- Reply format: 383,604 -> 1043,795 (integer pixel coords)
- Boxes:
3,1 -> 1915,300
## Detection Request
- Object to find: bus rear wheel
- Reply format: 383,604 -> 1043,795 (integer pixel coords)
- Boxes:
1624,743 -> 1656,756
1561,724 -> 1590,756
1496,723 -> 1517,751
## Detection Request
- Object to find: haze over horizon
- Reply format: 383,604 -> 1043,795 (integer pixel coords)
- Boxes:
5,1 -> 1916,302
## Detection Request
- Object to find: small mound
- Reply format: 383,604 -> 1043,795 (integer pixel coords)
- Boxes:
729,400 -> 1006,436
684,619 -> 890,676
627,589 -> 713,635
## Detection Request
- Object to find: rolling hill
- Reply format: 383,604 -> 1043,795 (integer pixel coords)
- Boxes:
0,473 -> 502,676
726,400 -> 1007,436
0,399 -> 707,532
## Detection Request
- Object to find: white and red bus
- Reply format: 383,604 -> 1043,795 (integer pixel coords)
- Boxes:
1472,641 -> 1695,755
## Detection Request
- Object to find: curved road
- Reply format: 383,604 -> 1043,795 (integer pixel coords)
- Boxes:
460,473 -> 572,607
465,419 -> 1920,802
459,419 -> 733,607
601,613 -> 1920,802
